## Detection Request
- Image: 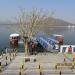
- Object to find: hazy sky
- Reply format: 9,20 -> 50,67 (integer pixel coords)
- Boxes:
0,0 -> 75,23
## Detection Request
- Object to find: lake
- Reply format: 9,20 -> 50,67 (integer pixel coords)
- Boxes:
0,25 -> 75,52
0,25 -> 24,52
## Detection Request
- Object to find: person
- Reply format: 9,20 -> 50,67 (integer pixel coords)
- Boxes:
68,46 -> 72,53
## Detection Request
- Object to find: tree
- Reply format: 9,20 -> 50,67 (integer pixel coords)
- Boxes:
17,8 -> 55,56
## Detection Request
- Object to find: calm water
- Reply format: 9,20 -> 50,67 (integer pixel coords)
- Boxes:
0,25 -> 24,52
0,25 -> 75,52
62,30 -> 75,45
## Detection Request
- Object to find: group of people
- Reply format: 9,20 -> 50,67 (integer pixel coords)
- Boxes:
28,41 -> 37,55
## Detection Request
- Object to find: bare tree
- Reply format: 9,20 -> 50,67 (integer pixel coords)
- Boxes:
18,8 -> 54,56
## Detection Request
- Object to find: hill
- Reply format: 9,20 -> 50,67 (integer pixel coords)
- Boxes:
35,17 -> 74,35
0,18 -> 74,35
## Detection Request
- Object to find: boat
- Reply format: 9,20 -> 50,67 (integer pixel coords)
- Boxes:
51,34 -> 64,45
9,33 -> 20,46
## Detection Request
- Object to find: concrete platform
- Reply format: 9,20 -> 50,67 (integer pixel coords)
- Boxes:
0,52 -> 75,75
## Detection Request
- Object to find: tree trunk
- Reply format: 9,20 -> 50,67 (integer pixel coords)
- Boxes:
24,39 -> 29,56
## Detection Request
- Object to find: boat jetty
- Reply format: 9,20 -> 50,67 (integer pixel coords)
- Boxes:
0,33 -> 75,75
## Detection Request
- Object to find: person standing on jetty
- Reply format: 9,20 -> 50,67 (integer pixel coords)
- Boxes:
68,45 -> 72,53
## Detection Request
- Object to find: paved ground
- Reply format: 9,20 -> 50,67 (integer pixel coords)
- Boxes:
0,52 -> 75,75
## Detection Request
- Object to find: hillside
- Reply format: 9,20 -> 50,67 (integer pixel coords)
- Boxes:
0,18 -> 74,35
34,17 -> 73,35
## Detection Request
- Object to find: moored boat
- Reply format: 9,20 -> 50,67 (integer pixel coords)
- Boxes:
9,33 -> 20,46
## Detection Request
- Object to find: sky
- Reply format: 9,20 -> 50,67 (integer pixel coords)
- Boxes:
0,0 -> 75,23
